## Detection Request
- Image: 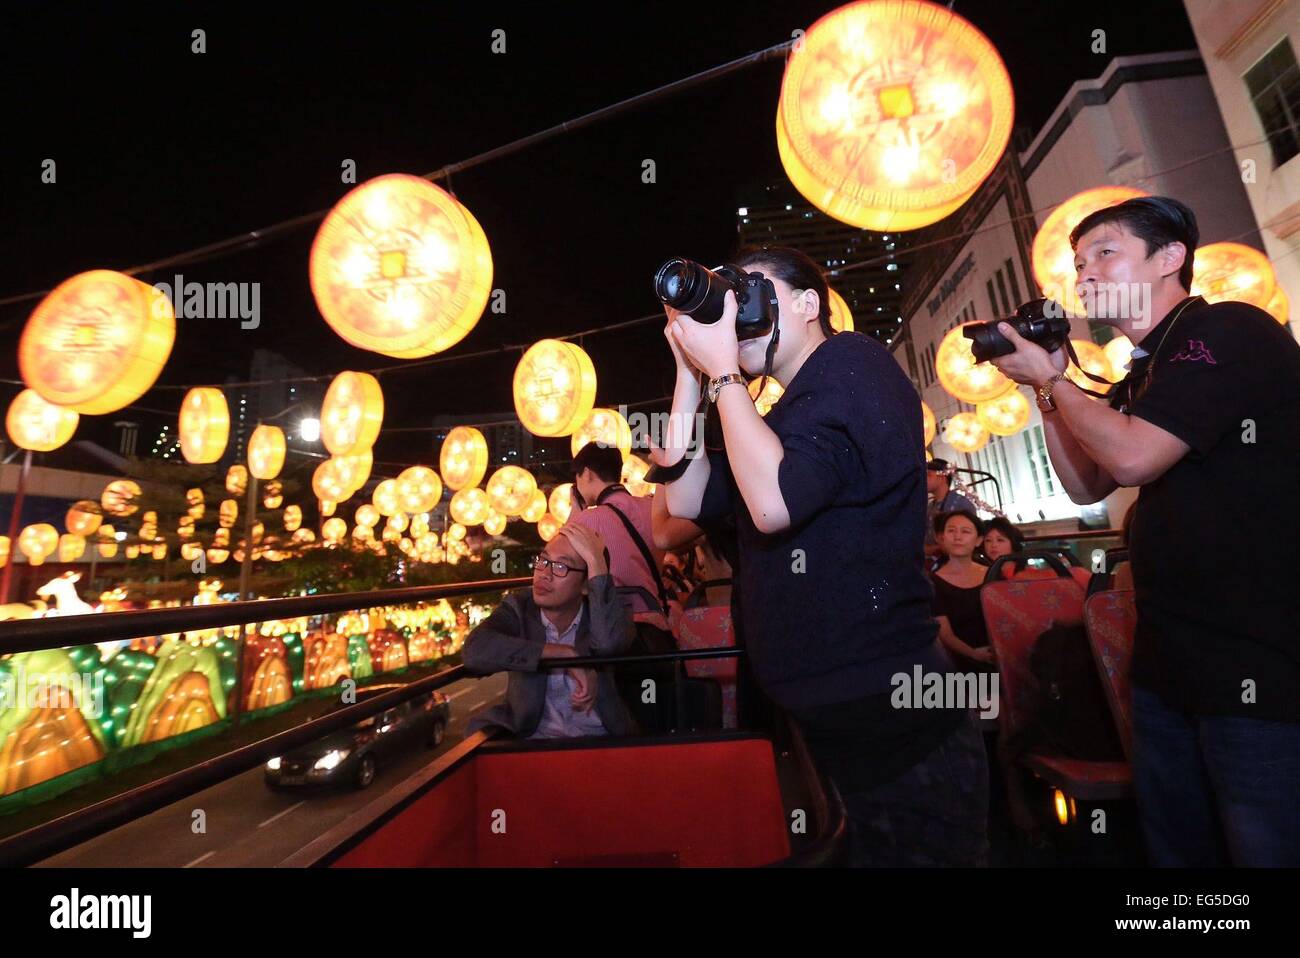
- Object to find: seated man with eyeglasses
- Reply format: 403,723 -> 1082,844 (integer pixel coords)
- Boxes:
464,523 -> 638,739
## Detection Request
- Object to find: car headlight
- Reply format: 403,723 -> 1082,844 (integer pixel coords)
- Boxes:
266,757 -> 282,771
314,749 -> 350,771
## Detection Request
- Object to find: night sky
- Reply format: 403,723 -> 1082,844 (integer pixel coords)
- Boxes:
1,1 -> 1196,461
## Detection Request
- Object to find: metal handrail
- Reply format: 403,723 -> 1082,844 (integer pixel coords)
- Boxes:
1023,528 -> 1121,542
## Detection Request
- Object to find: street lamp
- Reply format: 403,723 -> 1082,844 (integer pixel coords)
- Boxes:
299,417 -> 321,442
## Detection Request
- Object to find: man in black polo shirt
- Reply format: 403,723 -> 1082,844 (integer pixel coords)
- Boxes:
658,246 -> 988,867
990,196 -> 1300,866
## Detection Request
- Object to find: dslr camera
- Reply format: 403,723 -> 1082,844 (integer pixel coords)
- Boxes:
654,258 -> 779,340
963,297 -> 1070,364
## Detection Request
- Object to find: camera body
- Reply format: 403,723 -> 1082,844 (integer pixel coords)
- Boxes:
654,258 -> 779,341
963,298 -> 1070,364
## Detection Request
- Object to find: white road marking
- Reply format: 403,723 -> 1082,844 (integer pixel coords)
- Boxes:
183,850 -> 216,868
448,688 -> 473,701
258,800 -> 305,829
467,700 -> 488,711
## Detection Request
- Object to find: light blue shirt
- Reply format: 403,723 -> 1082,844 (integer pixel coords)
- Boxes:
529,605 -> 608,740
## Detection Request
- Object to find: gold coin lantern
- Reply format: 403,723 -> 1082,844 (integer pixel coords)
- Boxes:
548,483 -> 574,524
177,516 -> 195,539
513,339 -> 598,437
310,173 -> 493,358
386,512 -> 409,534
333,449 -> 374,496
283,504 -> 303,532
226,464 -> 248,496
936,323 -> 1016,403
483,510 -> 507,536
18,270 -> 176,414
537,514 -> 562,543
440,426 -> 489,492
152,543 -> 167,561
0,537 -> 8,568
248,424 -> 287,480
827,288 -> 854,333
975,389 -> 1031,436
1065,339 -> 1114,395
178,387 -> 230,464
101,479 -> 142,517
181,542 -> 203,562
262,480 -> 283,510
372,479 -> 401,516
450,487 -> 491,526
1191,242 -> 1277,311
206,548 -> 230,565
921,400 -> 937,446
219,499 -> 239,528
410,513 -> 430,539
19,524 -> 58,566
1102,334 -> 1135,378
520,488 -> 548,524
621,455 -> 653,497
1031,186 -> 1147,316
312,459 -> 352,504
1265,284 -> 1289,325
748,377 -> 784,417
397,466 -> 443,515
6,389 -> 78,452
352,523 -> 374,543
65,500 -> 103,537
322,517 -> 347,544
213,527 -> 230,548
186,487 -> 205,520
320,499 -> 336,517
58,533 -> 86,563
570,408 -> 632,459
486,466 -> 537,517
943,411 -> 989,454
293,528 -> 317,545
355,504 -> 381,528
776,0 -> 1014,232
320,371 -> 384,456
447,523 -> 467,542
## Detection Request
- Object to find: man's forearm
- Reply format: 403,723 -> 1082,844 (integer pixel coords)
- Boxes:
1042,407 -> 1112,503
1051,379 -> 1147,487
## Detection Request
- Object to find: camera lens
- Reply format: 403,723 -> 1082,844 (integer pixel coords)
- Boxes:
654,259 -> 699,309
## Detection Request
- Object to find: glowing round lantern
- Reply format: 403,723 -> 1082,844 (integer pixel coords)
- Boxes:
975,389 -> 1031,436
386,512 -> 409,534
1066,339 -> 1114,395
262,480 -> 284,510
248,425 -> 286,480
440,426 -> 489,492
1192,242 -> 1276,310
19,524 -> 58,566
320,371 -> 384,456
352,524 -> 374,543
206,548 -> 230,565
333,449 -> 373,496
355,504 -> 381,528
58,533 -> 86,563
549,483 -> 574,524
18,270 -> 175,414
936,323 -> 1016,403
513,339 -> 597,438
250,521 -> 265,544
181,542 -> 203,562
309,173 -> 493,359
372,479 -> 401,517
0,537 -> 8,568
776,0 -> 1014,232
537,514 -> 562,542
943,411 -> 989,454
226,465 -> 248,496
65,500 -> 103,537
319,499 -> 336,517
621,455 -> 653,497
570,408 -> 632,459
410,513 -> 431,539
186,487 -> 205,520
312,459 -> 351,504
292,528 -> 317,545
1031,186 -> 1147,316
397,466 -> 443,515
921,400 -> 937,446
450,487 -> 491,526
483,511 -> 507,536
520,488 -> 548,523
102,479 -> 142,517
177,516 -> 195,540
6,389 -> 78,451
1265,284 -> 1289,325
151,543 -> 167,561
1102,334 -> 1136,379
219,499 -> 239,528
125,544 -> 140,560
213,528 -> 230,548
322,518 -> 347,544
486,466 -> 537,517
827,288 -> 854,333
283,505 -> 303,532
447,523 -> 467,542
381,524 -> 401,543
177,387 -> 229,464
747,376 -> 784,418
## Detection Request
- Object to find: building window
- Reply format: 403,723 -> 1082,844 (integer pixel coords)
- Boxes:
1022,424 -> 1056,499
995,269 -> 1011,315
986,279 -> 999,320
1245,39 -> 1300,168
1004,258 -> 1022,305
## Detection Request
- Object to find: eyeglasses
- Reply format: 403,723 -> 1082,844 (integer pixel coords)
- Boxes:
530,556 -> 586,579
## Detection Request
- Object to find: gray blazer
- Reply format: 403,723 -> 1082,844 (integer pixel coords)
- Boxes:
463,574 -> 638,738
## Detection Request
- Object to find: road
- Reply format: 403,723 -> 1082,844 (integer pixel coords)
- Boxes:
35,671 -> 508,868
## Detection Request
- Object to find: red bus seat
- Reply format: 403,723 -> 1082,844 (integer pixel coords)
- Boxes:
675,607 -> 737,728
1083,589 -> 1137,762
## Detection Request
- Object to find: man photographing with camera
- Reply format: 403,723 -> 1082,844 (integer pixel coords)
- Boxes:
987,196 -> 1300,866
653,246 -> 988,867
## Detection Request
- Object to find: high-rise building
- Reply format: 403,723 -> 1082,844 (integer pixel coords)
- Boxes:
222,350 -> 320,467
734,179 -> 913,343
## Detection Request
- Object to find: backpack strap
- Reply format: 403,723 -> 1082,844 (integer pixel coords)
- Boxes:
600,501 -> 670,616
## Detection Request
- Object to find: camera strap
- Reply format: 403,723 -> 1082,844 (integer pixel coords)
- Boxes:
1062,339 -> 1117,399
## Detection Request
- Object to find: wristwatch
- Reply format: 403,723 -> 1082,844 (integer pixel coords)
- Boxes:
706,372 -> 746,403
1036,372 -> 1068,412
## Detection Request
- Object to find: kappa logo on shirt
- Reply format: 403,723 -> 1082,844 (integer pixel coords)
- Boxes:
1169,339 -> 1217,364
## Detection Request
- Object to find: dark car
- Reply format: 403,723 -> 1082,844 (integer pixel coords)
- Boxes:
265,684 -> 450,791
